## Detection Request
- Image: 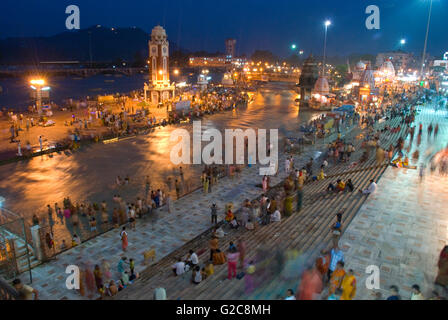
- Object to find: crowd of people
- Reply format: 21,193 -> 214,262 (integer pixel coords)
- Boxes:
149,89 -> 448,301
8,87 -> 448,300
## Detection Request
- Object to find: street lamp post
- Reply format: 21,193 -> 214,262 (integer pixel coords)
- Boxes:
322,20 -> 331,77
30,79 -> 46,114
420,0 -> 433,79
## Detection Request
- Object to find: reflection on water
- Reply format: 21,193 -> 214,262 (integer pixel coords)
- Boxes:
0,83 -> 319,240
0,74 -> 149,111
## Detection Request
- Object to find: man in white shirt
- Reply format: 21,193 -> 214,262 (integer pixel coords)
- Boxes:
270,210 -> 281,223
214,226 -> 226,238
285,158 -> 290,174
360,180 -> 377,195
410,284 -> 425,300
172,258 -> 186,276
187,250 -> 199,268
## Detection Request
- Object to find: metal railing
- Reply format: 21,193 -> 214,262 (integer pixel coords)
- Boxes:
0,208 -> 33,282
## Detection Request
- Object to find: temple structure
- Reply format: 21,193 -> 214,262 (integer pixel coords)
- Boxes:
356,62 -> 378,102
351,61 -> 367,82
376,59 -> 396,83
313,76 -> 330,96
297,55 -> 319,106
144,25 -> 175,104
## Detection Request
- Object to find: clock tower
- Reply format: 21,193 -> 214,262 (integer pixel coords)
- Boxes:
144,25 -> 175,104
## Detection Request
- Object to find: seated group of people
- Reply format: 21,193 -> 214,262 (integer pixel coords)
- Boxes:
171,249 -> 215,285
327,179 -> 355,193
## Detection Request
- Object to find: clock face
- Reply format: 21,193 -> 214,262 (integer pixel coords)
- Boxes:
151,46 -> 157,55
162,46 -> 168,55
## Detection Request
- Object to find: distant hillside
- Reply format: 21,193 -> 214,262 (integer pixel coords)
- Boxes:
0,25 -> 182,65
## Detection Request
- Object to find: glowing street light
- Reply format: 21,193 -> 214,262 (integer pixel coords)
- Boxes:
291,44 -> 297,50
322,20 -> 332,77
400,39 -> 406,45
29,78 -> 47,113
30,79 -> 45,86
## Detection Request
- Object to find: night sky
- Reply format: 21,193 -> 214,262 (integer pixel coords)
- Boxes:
0,0 -> 446,57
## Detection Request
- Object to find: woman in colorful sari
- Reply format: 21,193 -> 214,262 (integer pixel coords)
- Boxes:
328,261 -> 345,295
297,266 -> 323,300
78,268 -> 86,297
120,227 -> 128,252
63,207 -> 71,219
102,259 -> 112,282
340,269 -> 357,300
203,177 -> 209,194
225,209 -> 234,223
262,175 -> 268,192
93,264 -> 103,291
297,171 -> 304,190
403,156 -> 409,167
435,245 -> 448,289
317,168 -> 325,181
84,262 -> 96,299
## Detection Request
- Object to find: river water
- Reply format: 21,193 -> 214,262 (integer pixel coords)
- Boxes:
0,82 -> 320,242
0,71 -> 218,111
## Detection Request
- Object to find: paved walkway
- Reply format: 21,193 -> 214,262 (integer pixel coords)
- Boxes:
0,102 -> 168,161
17,123 -> 336,299
340,103 -> 448,300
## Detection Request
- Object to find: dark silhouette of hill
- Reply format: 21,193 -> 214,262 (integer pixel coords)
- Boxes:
0,25 -> 182,65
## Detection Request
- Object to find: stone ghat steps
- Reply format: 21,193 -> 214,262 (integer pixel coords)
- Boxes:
149,139 -> 395,299
117,160 -> 401,299
184,163 -> 388,300
131,161 -> 387,300
113,114 -> 409,299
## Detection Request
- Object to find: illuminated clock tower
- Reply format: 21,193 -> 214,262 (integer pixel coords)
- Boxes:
144,25 -> 175,104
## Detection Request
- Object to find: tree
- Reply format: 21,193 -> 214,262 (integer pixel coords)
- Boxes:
331,64 -> 349,87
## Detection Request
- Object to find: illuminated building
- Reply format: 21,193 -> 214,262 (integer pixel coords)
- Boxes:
188,38 -> 246,68
225,38 -> 237,62
297,55 -> 319,106
376,50 -> 415,72
356,62 -> 377,103
144,25 -> 175,104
